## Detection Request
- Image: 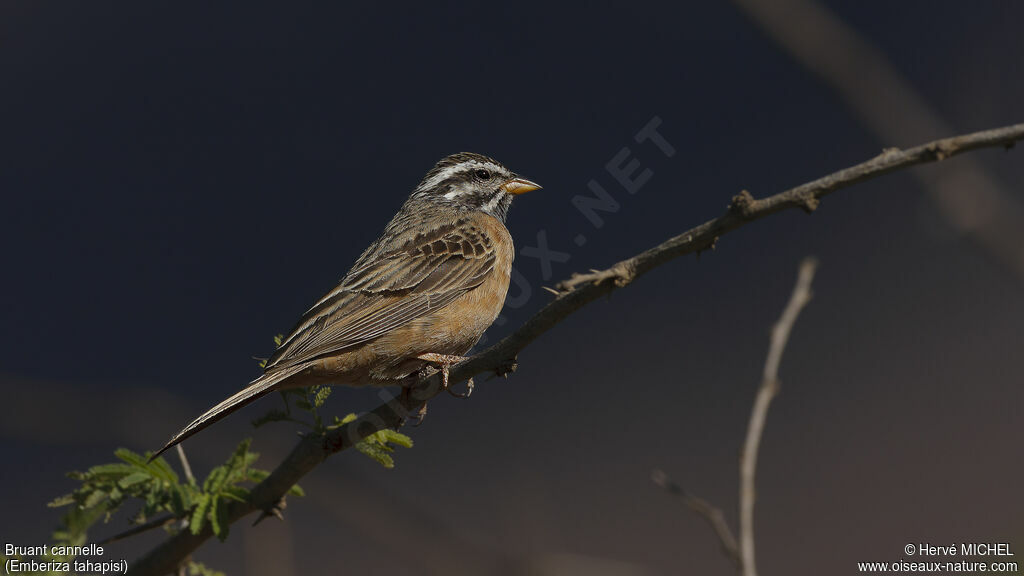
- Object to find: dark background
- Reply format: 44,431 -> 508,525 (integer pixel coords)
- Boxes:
2,2 -> 1022,574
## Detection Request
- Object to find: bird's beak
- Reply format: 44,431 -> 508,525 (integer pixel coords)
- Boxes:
502,177 -> 542,195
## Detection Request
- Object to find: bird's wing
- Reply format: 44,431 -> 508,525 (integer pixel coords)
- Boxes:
264,219 -> 498,371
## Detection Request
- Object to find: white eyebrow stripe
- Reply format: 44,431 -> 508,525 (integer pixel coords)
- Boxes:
481,190 -> 507,214
415,160 -> 506,193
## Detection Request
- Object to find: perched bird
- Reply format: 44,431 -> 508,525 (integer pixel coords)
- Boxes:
153,152 -> 540,459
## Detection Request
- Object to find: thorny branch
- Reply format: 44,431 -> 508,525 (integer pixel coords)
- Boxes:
732,0 -> 1024,284
130,123 -> 1023,575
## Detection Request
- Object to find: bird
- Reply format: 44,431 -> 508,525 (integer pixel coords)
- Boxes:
152,152 -> 540,459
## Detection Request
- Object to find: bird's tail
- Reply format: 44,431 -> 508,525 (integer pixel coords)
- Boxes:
150,362 -> 311,461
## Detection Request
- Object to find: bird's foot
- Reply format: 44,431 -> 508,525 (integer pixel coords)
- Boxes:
416,353 -> 471,397
494,357 -> 518,379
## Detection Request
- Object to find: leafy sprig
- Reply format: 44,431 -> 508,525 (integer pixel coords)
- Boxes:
39,333 -> 415,575
48,440 -> 302,546
332,413 -> 414,469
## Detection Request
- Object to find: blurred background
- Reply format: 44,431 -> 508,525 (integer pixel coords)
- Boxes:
2,1 -> 1022,574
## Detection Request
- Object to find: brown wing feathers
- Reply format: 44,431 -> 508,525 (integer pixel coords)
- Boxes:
151,218 -> 498,459
266,220 -> 494,370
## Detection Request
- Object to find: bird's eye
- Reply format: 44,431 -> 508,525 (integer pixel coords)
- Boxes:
475,169 -> 492,180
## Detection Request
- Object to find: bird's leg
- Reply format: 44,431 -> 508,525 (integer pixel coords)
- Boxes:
416,352 -> 466,390
401,354 -> 470,427
399,387 -> 429,427
416,353 -> 473,398
398,379 -> 429,427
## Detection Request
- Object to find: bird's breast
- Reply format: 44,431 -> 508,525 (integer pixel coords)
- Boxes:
428,215 -> 514,352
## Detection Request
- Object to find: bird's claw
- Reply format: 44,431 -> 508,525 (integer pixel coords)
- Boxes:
494,358 -> 518,379
446,377 -> 474,398
410,402 -> 429,427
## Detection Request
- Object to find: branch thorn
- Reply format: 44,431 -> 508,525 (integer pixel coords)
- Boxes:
252,497 -> 287,527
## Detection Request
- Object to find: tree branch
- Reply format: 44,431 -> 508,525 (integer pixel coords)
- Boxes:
129,123 -> 1023,575
739,258 -> 817,576
732,0 -> 1024,284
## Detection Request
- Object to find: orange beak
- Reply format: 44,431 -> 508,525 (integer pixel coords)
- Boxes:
501,177 -> 542,195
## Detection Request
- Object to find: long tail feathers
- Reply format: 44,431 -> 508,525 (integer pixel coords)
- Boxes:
150,363 -> 311,462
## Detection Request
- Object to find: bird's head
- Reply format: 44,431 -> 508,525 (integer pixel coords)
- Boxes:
410,152 -> 541,222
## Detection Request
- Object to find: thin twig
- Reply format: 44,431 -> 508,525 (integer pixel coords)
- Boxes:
739,258 -> 817,576
175,444 -> 195,486
651,469 -> 741,567
129,124 -> 1022,576
173,444 -> 196,576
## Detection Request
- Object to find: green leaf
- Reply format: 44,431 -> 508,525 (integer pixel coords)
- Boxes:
229,438 -> 252,464
219,439 -> 251,476
376,429 -> 414,449
114,448 -> 151,468
190,494 -> 212,535
84,463 -> 136,479
50,446 -> 198,550
48,494 -> 75,508
83,489 -> 108,509
115,448 -> 179,483
54,504 -> 106,547
202,465 -> 228,494
220,486 -> 249,503
312,385 -> 331,408
210,495 -> 230,542
146,456 -> 180,484
355,442 -> 395,469
331,413 -> 413,468
187,561 -> 226,576
117,472 -> 152,490
169,484 -> 193,517
220,439 -> 255,485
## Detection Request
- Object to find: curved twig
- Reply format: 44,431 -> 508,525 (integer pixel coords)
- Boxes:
651,468 -> 741,567
739,258 -> 817,576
